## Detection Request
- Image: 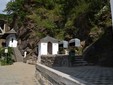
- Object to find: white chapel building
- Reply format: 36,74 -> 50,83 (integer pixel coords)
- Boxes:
6,29 -> 17,47
38,36 -> 59,56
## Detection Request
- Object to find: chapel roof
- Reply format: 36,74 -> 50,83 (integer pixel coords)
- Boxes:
69,38 -> 80,43
59,40 -> 68,44
40,35 -> 58,43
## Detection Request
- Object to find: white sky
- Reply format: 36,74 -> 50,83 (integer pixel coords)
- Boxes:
0,0 -> 10,14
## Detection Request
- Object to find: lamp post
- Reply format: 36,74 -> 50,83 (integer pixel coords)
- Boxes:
4,47 -> 8,63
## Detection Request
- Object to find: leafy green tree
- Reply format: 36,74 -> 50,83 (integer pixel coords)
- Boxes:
4,0 -> 111,41
4,0 -> 28,28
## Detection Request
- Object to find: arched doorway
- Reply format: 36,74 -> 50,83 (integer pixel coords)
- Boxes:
48,42 -> 52,54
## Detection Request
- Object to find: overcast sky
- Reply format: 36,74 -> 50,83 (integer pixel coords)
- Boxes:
0,0 -> 10,14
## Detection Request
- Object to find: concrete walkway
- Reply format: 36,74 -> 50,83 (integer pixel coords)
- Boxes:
13,48 -> 23,62
0,62 -> 36,85
54,66 -> 113,85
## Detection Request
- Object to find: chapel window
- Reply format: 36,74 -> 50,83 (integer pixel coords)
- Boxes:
12,38 -> 13,42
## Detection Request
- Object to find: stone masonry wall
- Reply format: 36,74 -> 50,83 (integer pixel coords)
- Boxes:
41,55 -> 69,67
35,63 -> 92,85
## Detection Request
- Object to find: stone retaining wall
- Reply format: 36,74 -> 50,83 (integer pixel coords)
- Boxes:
41,55 -> 69,67
35,63 -> 92,85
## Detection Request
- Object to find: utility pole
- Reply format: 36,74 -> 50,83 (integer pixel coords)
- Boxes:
110,0 -> 113,30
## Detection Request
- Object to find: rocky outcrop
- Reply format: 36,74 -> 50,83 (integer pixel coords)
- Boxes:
16,19 -> 40,64
83,26 -> 113,66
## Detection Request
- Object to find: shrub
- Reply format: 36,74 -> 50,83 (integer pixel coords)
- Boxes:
0,47 -> 14,66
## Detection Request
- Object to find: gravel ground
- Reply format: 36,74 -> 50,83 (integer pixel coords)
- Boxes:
0,62 -> 37,85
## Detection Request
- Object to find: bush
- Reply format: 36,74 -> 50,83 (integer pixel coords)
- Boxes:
0,47 -> 14,66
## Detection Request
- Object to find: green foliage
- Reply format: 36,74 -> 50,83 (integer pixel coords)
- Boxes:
4,0 -> 24,14
0,47 -> 14,66
4,0 -> 111,40
4,0 -> 29,27
0,14 -> 7,20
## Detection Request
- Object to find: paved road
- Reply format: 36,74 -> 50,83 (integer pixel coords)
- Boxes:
54,66 -> 113,85
0,62 -> 36,85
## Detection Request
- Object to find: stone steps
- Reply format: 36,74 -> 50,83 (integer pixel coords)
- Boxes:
74,56 -> 88,66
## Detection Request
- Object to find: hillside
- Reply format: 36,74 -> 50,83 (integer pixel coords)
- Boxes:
1,0 -> 113,66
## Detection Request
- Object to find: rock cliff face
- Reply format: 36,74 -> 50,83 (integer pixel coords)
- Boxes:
83,26 -> 113,66
2,0 -> 112,66
17,12 -> 113,66
16,19 -> 39,64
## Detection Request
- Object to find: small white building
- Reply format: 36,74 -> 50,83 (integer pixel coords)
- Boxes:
59,40 -> 69,55
38,36 -> 59,56
59,40 -> 68,48
6,29 -> 17,47
69,38 -> 81,47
